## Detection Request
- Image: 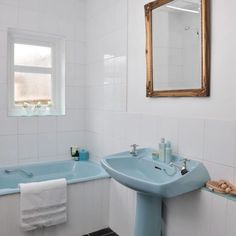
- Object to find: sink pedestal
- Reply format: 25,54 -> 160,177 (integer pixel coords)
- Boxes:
134,193 -> 161,236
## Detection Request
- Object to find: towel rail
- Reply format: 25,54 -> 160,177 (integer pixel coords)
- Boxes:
4,169 -> 33,178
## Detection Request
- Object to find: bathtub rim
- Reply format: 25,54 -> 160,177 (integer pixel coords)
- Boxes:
0,159 -> 110,196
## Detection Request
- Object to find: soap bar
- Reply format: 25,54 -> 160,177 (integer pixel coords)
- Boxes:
79,149 -> 89,161
152,151 -> 159,161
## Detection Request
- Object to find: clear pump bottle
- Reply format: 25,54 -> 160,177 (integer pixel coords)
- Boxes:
165,141 -> 172,163
159,138 -> 166,162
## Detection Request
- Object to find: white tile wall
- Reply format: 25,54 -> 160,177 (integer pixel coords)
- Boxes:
209,194 -> 228,236
0,111 -> 17,135
18,117 -> 38,134
0,1 -> 236,236
85,1 -> 236,236
0,135 -> 18,163
109,179 -> 136,236
225,200 -> 236,236
0,0 -> 86,166
203,161 -> 235,183
18,134 -> 38,160
0,178 -> 110,236
204,120 -> 236,167
38,133 -> 57,158
178,118 -> 205,160
38,116 -> 57,134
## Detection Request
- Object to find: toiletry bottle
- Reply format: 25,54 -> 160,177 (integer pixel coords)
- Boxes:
79,149 -> 89,161
159,138 -> 166,162
70,146 -> 80,161
152,151 -> 159,161
165,141 -> 172,163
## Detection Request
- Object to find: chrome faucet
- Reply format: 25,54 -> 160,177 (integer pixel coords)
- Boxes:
130,144 -> 139,156
169,158 -> 190,175
4,169 -> 33,178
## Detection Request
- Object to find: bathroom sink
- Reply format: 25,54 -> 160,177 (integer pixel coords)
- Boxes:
101,148 -> 209,198
101,148 -> 210,236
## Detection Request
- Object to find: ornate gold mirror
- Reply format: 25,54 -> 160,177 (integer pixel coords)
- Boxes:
145,0 -> 210,97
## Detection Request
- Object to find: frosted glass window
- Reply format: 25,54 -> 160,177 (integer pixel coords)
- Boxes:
8,29 -> 65,116
14,44 -> 52,68
14,72 -> 52,105
13,43 -> 53,106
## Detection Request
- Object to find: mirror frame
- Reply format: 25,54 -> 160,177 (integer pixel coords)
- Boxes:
145,0 -> 210,97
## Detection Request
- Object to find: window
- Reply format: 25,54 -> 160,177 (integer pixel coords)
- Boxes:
8,29 -> 65,116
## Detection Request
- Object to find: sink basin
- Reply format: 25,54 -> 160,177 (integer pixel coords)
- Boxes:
101,148 -> 210,236
101,148 -> 209,198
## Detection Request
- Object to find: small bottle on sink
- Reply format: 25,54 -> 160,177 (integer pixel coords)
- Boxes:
165,141 -> 172,163
159,138 -> 166,162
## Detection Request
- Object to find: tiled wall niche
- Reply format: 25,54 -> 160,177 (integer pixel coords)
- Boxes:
0,0 -> 86,166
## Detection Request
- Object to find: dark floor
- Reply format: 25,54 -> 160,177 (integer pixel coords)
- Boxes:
82,227 -> 119,236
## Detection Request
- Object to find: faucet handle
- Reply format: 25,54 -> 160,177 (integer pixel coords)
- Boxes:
130,144 -> 139,156
130,144 -> 139,148
182,158 -> 190,170
182,158 -> 190,164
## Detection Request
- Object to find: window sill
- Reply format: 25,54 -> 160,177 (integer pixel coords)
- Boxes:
8,107 -> 65,117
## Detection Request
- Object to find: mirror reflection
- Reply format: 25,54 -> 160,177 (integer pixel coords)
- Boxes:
152,0 -> 201,91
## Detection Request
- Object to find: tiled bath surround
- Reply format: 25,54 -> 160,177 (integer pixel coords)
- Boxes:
0,179 -> 110,236
0,0 -> 86,166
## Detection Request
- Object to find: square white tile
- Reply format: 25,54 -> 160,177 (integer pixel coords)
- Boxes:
178,118 -> 205,159
18,117 -> 38,134
0,135 -> 17,161
204,120 -> 236,167
18,134 -> 38,160
38,133 -> 57,157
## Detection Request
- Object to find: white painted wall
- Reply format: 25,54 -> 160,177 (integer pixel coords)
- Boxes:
0,0 -> 86,166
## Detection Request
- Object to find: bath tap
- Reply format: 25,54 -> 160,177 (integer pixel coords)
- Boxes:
4,169 -> 33,178
130,144 -> 139,156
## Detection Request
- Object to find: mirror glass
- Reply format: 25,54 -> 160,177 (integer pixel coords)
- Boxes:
152,0 -> 201,91
145,0 -> 210,97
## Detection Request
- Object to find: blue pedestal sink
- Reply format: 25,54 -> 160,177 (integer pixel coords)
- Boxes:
101,148 -> 210,236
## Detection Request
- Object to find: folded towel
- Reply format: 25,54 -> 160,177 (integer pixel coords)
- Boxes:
19,178 -> 67,231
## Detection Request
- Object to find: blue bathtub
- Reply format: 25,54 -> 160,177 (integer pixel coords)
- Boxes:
0,160 -> 109,196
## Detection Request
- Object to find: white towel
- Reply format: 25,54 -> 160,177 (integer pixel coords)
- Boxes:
19,178 -> 67,231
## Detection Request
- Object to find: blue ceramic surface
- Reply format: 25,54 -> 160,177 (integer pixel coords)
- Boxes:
0,160 -> 109,196
101,148 -> 210,198
101,148 -> 210,236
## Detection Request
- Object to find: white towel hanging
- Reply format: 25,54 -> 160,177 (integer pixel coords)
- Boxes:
19,178 -> 67,231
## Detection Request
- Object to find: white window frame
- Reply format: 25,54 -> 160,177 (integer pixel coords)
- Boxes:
8,29 -> 65,116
